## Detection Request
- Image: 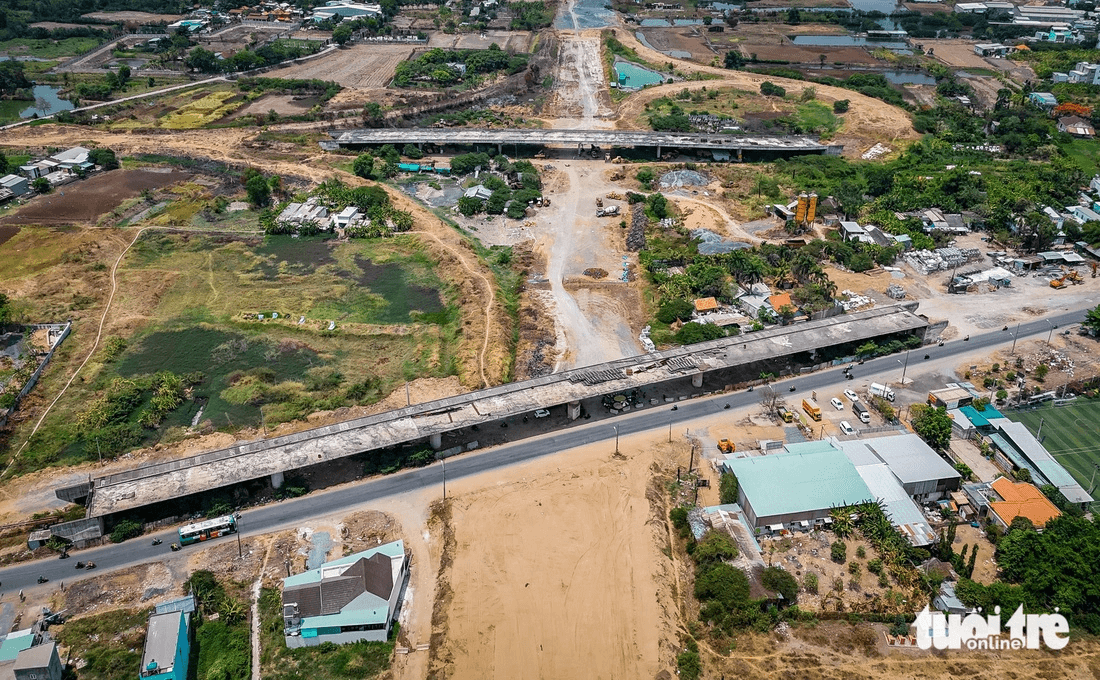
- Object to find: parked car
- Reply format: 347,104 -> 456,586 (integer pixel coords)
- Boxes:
844,389 -> 859,403
830,397 -> 844,411
534,409 -> 551,418
839,421 -> 855,435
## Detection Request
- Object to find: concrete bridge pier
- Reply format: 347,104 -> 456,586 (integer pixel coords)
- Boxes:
737,148 -> 743,162
692,373 -> 704,388
656,144 -> 662,158
568,400 -> 581,420
498,143 -> 503,154
430,432 -> 443,450
271,471 -> 284,489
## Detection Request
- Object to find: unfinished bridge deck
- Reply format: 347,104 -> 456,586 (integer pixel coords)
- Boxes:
81,305 -> 927,516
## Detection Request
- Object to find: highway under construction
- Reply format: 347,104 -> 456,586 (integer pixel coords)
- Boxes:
51,304 -> 932,538
327,127 -> 842,160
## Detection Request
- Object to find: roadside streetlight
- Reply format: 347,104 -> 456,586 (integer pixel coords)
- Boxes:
897,349 -> 911,386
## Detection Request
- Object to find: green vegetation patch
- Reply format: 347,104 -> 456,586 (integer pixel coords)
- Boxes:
259,588 -> 393,679
393,46 -> 529,88
190,571 -> 251,680
0,36 -> 101,58
56,608 -> 150,680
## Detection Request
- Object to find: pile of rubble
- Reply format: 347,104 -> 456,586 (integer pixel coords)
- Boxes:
839,290 -> 874,311
583,268 -> 608,279
861,143 -> 891,160
659,169 -> 709,189
639,325 -> 656,353
904,247 -> 983,274
1024,348 -> 1075,376
627,204 -> 647,251
885,283 -> 907,300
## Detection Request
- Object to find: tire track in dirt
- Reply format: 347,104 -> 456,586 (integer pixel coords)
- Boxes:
408,230 -> 494,389
1,226 -> 150,478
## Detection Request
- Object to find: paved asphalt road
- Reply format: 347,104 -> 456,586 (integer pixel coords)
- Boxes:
0,305 -> 1092,595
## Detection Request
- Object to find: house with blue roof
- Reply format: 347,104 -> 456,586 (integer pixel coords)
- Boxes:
282,540 -> 408,647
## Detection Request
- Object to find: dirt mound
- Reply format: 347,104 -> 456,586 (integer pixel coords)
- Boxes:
583,267 -> 609,279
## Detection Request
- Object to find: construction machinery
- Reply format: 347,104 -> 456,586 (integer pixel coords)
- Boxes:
605,191 -> 624,201
595,197 -> 603,207
1050,274 -> 1068,289
778,406 -> 794,423
717,439 -> 735,453
1067,269 -> 1083,284
1091,261 -> 1098,278
596,205 -> 620,217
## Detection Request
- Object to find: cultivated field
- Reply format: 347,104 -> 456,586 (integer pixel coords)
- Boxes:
1005,401 -> 1100,493
0,170 -> 192,225
264,44 -> 415,89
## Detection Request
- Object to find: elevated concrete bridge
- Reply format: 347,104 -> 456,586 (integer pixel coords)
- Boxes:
328,127 -> 841,159
61,305 -> 929,522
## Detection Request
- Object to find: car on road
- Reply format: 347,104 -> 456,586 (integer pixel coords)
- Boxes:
844,389 -> 859,403
839,421 -> 855,435
830,397 -> 844,411
534,409 -> 551,418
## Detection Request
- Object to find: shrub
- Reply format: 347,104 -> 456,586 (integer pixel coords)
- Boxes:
867,558 -> 883,574
760,81 -> 786,97
719,471 -> 739,504
402,144 -> 424,159
833,99 -> 850,113
676,637 -> 701,680
694,530 -> 738,564
848,561 -> 861,577
762,566 -> 798,602
804,572 -> 819,594
831,540 -> 847,563
855,545 -> 866,559
109,519 -> 142,543
675,322 -> 725,345
636,167 -> 655,189
657,299 -> 694,324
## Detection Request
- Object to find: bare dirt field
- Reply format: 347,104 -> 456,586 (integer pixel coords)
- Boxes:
0,170 -> 192,225
29,22 -> 89,30
637,26 -> 716,62
923,39 -> 997,70
81,11 -> 184,23
264,44 -> 415,89
228,93 -> 319,118
427,30 -> 533,52
426,433 -> 682,679
737,43 -> 886,66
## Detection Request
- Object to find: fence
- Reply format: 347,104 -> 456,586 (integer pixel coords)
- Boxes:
0,322 -> 72,428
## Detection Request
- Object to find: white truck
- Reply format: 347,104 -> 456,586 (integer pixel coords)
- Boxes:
596,205 -> 620,217
869,382 -> 895,402
852,401 -> 871,424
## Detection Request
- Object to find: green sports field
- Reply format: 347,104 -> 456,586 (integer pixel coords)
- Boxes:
1004,401 -> 1100,493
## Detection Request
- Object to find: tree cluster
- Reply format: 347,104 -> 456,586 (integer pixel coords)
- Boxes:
393,45 -> 528,88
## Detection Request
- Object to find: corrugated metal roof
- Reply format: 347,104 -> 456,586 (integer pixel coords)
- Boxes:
724,448 -> 873,519
141,612 -> 184,675
993,421 -> 1093,504
852,463 -> 936,546
0,630 -> 34,662
837,434 -> 961,487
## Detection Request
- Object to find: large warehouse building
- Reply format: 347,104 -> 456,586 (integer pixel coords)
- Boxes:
723,434 -> 962,546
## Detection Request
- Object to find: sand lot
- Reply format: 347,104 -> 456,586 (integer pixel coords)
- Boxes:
82,11 -> 184,23
265,44 -> 415,89
428,434 -> 682,679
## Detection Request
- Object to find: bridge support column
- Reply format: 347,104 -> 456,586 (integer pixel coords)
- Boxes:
737,148 -> 743,162
418,142 -> 423,151
430,432 -> 443,450
657,144 -> 662,159
692,373 -> 704,388
498,143 -> 503,154
568,400 -> 581,421
270,471 -> 284,489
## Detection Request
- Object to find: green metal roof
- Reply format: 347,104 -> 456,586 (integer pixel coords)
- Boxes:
960,404 -> 1003,428
0,630 -> 34,662
725,447 -> 873,519
300,591 -> 389,629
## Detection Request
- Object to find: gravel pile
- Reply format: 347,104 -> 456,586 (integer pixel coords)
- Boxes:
627,204 -> 647,251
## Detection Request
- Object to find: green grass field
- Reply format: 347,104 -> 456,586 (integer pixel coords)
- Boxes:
1003,401 -> 1100,493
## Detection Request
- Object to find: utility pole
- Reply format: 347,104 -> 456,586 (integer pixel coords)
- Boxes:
442,453 -> 447,501
1088,464 -> 1099,495
260,405 -> 267,437
96,438 -> 102,463
899,349 -> 911,386
668,420 -> 672,443
688,441 -> 696,474
405,381 -> 410,407
1010,322 -> 1022,355
236,517 -> 243,559
1036,416 -> 1045,440
614,425 -> 619,454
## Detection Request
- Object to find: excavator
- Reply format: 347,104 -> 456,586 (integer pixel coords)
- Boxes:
1050,274 -> 1067,289
717,439 -> 736,453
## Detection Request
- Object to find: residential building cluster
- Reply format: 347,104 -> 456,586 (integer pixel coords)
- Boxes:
0,147 -> 96,205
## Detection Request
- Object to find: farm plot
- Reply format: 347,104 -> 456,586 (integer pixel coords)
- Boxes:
428,30 -> 533,52
1004,401 -> 1100,495
264,44 -> 414,89
0,170 -> 192,225
82,11 -> 185,23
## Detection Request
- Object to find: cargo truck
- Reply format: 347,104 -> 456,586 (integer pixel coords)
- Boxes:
778,406 -> 794,423
852,401 -> 871,424
802,398 -> 822,421
869,382 -> 895,402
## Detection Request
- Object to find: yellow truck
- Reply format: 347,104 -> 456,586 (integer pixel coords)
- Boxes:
778,406 -> 794,423
802,398 -> 822,422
